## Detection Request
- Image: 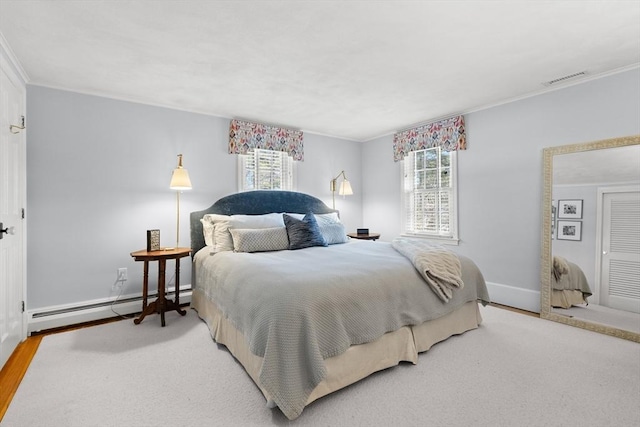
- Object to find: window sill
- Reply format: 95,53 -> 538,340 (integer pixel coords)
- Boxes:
400,233 -> 460,246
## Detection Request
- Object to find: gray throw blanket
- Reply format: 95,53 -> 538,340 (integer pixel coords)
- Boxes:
552,255 -> 570,282
391,237 -> 464,302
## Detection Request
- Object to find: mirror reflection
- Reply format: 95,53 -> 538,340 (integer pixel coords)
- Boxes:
541,136 -> 640,341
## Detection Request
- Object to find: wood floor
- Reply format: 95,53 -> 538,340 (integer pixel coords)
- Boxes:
0,303 -> 537,422
0,335 -> 42,420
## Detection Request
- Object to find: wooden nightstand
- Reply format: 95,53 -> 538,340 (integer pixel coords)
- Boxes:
130,247 -> 191,327
347,232 -> 381,241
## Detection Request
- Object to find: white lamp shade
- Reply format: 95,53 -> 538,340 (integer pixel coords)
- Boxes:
170,168 -> 192,190
338,180 -> 353,196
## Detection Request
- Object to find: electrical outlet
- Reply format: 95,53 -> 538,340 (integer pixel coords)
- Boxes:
117,268 -> 128,282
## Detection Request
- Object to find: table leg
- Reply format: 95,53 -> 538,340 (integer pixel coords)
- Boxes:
175,257 -> 180,306
134,254 -> 187,327
142,260 -> 148,308
174,257 -> 186,316
158,259 -> 166,327
134,261 -> 150,325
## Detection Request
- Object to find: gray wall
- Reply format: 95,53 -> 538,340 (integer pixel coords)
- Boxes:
26,86 -> 362,309
26,68 -> 640,313
362,68 -> 640,311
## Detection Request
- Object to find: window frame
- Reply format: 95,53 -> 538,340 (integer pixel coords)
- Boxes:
401,148 -> 459,244
237,148 -> 297,192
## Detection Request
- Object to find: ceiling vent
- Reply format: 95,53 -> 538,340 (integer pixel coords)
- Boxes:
543,71 -> 588,86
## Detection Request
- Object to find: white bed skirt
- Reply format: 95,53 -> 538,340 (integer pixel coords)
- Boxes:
191,289 -> 482,408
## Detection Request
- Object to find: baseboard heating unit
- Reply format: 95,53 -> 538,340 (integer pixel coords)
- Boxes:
27,287 -> 192,334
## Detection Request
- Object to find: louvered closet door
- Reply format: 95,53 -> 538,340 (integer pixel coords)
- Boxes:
601,191 -> 640,314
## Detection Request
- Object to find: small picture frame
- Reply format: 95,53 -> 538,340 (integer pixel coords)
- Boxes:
147,229 -> 160,251
557,199 -> 583,219
557,220 -> 582,241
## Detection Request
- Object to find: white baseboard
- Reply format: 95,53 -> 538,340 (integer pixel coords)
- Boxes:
485,282 -> 540,313
27,282 -> 537,334
27,287 -> 192,334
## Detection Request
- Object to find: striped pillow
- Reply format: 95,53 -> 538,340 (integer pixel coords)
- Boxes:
283,213 -> 327,250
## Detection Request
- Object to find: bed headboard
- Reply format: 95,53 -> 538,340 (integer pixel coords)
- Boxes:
190,190 -> 337,256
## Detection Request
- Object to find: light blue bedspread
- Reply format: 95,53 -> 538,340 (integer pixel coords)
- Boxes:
194,240 -> 489,419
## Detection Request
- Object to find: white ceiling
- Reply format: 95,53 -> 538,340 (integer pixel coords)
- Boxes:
0,1 -> 639,141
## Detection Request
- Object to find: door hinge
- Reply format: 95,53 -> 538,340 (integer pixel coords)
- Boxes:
22,301 -> 25,312
22,208 -> 25,219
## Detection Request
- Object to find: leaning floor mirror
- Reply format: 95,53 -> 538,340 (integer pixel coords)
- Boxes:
540,135 -> 640,342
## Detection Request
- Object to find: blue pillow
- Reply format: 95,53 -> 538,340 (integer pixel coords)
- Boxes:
283,213 -> 328,250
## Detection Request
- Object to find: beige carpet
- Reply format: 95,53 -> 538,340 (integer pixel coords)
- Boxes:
3,305 -> 639,426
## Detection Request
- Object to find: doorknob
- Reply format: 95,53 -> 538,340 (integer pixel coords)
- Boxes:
0,222 -> 15,239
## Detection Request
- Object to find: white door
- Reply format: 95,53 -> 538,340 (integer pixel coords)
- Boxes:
600,190 -> 640,314
0,64 -> 26,369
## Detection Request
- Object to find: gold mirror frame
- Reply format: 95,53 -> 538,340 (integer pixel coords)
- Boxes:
540,134 -> 640,342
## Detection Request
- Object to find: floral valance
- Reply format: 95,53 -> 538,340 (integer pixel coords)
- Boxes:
393,115 -> 466,162
228,119 -> 304,161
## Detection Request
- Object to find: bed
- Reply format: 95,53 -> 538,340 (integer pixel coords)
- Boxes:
189,190 -> 490,420
551,255 -> 592,309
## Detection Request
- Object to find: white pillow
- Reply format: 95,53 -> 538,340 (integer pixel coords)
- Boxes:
314,212 -> 341,225
200,218 -> 217,247
204,213 -> 285,253
230,227 -> 289,253
319,222 -> 348,245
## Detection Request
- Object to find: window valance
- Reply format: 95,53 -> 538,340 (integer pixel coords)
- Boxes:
229,119 -> 304,161
393,115 -> 466,162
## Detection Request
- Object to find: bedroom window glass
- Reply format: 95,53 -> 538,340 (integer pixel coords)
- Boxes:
402,147 -> 458,242
238,149 -> 296,191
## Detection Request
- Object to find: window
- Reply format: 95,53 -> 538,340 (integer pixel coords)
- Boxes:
402,147 -> 458,241
238,149 -> 295,191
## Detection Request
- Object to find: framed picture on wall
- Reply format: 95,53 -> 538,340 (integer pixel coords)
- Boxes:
557,199 -> 583,219
557,220 -> 582,241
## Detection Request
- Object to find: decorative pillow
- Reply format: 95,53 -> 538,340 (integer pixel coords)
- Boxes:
203,213 -> 285,253
284,212 -> 343,245
319,222 -> 348,245
283,213 -> 327,250
229,227 -> 289,253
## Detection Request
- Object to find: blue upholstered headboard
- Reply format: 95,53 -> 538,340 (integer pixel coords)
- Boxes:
190,190 -> 337,256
